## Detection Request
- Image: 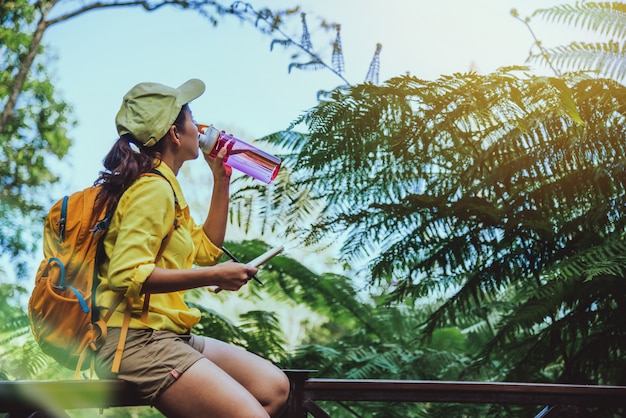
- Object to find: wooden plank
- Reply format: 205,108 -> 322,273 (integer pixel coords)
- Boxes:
303,379 -> 626,407
0,380 -> 145,414
2,375 -> 625,416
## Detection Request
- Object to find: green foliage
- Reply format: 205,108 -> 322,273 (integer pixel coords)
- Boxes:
284,299 -> 487,417
1,0 -> 74,275
187,302 -> 289,364
236,65 -> 626,391
183,240 -> 491,417
529,2 -> 626,83
0,282 -> 60,380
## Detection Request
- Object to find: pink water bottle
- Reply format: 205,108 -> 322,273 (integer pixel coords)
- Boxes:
197,124 -> 281,184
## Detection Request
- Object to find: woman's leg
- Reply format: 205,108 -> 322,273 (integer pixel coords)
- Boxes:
154,337 -> 289,418
154,357 -> 270,418
201,336 -> 290,416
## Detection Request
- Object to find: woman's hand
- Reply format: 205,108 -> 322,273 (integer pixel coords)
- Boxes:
209,261 -> 259,292
203,143 -> 232,182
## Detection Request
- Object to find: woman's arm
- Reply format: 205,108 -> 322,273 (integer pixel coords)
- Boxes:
202,146 -> 231,247
141,262 -> 258,294
142,147 -> 253,294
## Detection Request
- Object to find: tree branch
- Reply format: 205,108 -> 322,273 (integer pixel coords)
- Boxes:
231,1 -> 352,86
0,0 -> 234,136
45,0 -> 230,27
511,8 -> 561,77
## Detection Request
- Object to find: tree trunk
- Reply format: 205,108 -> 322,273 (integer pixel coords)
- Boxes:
0,1 -> 55,135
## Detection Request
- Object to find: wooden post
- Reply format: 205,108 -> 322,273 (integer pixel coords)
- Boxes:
282,369 -> 315,418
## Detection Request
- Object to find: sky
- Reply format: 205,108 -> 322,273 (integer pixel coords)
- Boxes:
43,0 -> 586,190
34,0 -> 590,275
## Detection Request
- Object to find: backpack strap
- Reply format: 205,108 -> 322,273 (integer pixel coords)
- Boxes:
141,221 -> 175,323
112,296 -> 133,374
57,196 -> 68,242
73,200 -> 116,378
139,169 -> 179,323
109,169 -> 179,374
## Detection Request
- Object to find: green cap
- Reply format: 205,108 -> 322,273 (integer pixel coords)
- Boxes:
115,79 -> 206,146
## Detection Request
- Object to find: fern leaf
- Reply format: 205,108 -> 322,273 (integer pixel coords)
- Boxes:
270,38 -> 292,51
287,60 -> 325,73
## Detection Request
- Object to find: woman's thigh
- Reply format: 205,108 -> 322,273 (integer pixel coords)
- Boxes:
155,337 -> 289,418
154,357 -> 269,418
198,336 -> 290,410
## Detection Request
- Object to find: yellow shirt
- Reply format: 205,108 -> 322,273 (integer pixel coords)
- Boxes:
96,163 -> 223,333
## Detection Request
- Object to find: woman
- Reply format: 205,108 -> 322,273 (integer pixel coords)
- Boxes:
93,79 -> 290,418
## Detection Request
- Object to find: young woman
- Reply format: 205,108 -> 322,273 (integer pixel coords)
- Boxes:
93,79 -> 290,418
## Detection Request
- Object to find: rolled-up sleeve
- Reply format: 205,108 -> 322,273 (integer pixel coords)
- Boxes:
192,225 -> 223,266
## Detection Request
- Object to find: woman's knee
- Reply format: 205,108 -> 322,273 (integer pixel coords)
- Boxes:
262,368 -> 290,416
275,369 -> 291,400
197,337 -> 289,414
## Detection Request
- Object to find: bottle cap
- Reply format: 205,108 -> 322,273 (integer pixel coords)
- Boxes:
198,124 -> 221,152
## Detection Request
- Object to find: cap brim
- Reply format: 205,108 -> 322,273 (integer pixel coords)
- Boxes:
177,79 -> 206,105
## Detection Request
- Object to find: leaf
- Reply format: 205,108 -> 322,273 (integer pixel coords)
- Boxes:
548,77 -> 585,125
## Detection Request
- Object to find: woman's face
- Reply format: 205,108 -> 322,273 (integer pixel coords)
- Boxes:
178,108 -> 200,161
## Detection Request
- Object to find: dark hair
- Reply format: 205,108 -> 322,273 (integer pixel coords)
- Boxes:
94,104 -> 190,216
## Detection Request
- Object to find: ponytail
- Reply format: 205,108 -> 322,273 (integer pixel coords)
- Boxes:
93,135 -> 163,216
93,104 -> 190,216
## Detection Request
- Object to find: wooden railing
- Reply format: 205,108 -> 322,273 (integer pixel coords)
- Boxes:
1,370 -> 625,417
284,370 -> 626,417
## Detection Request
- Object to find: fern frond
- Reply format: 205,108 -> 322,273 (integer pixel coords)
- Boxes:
331,24 -> 345,75
300,12 -> 313,50
364,43 -> 382,85
287,60 -> 326,73
533,2 -> 626,40
529,41 -> 626,82
239,310 -> 288,362
269,38 -> 293,51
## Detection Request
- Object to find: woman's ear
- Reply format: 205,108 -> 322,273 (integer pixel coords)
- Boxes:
168,125 -> 182,147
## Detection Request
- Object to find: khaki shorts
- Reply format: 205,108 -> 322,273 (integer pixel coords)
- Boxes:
95,327 -> 205,404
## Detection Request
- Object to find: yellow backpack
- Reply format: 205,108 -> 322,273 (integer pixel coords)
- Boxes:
28,172 -> 176,378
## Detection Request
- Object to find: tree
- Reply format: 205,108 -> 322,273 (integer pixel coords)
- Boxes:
235,3 -> 626,398
1,0 -> 74,274
0,281 -> 46,380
